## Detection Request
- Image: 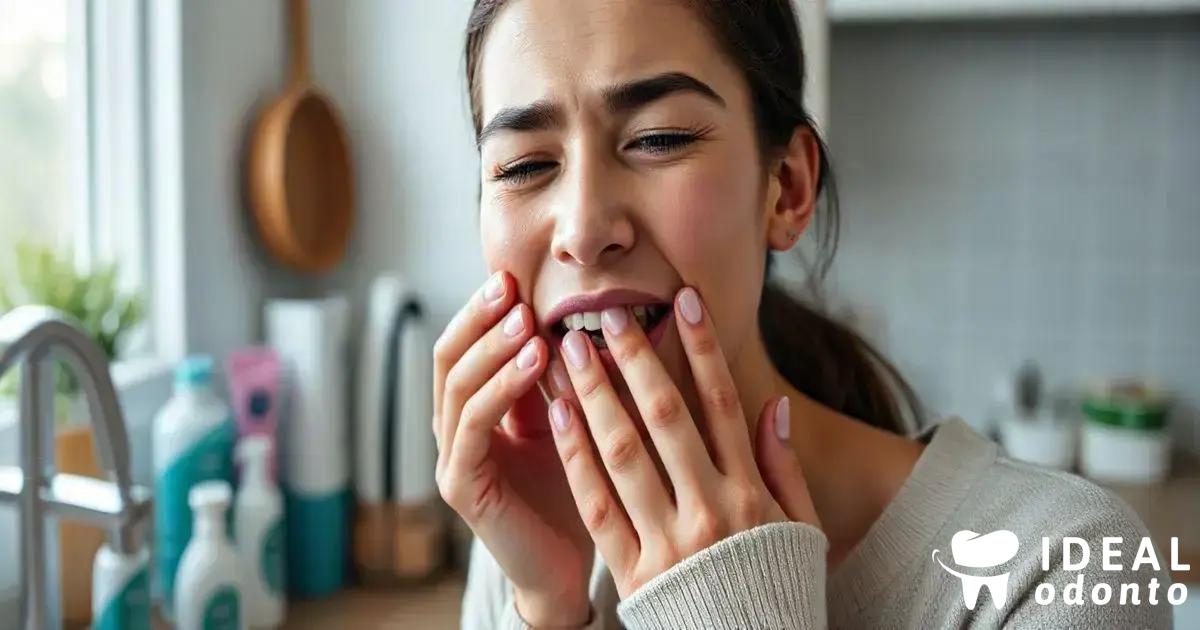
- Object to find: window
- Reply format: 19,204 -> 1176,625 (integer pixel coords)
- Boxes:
0,0 -> 150,355
0,1 -> 156,613
0,0 -> 85,260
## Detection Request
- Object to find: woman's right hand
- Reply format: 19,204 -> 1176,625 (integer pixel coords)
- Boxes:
434,271 -> 595,627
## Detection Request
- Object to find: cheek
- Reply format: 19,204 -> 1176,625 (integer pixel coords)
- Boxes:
480,205 -> 544,299
649,158 -> 765,360
653,161 -> 761,265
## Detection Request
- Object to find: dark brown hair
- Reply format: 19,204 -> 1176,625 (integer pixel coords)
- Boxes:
464,0 -> 923,434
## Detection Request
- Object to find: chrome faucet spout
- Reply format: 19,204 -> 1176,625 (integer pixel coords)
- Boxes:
0,305 -> 153,629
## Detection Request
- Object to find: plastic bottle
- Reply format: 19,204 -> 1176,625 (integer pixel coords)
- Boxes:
235,435 -> 286,627
153,355 -> 236,619
91,544 -> 151,630
175,481 -> 244,630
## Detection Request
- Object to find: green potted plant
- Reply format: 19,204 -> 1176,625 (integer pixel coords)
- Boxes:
0,240 -> 144,420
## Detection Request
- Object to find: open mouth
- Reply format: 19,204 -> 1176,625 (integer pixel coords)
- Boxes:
551,303 -> 670,349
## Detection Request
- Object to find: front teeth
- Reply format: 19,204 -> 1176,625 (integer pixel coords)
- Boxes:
561,305 -> 660,332
563,312 -> 603,332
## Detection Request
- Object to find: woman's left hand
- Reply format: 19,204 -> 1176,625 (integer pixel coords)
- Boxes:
547,286 -> 821,598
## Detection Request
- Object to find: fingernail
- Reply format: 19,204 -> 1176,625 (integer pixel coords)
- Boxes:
678,287 -> 702,325
775,396 -> 791,441
562,330 -> 590,368
601,307 -> 629,335
550,399 -> 570,433
503,306 -> 525,336
483,272 -> 505,302
549,357 -> 571,394
516,339 -> 539,369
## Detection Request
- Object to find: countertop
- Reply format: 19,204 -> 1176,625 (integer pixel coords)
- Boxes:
279,465 -> 1200,628
283,572 -> 467,629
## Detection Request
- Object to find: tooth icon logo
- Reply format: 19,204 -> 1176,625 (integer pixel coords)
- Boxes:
932,529 -> 1020,610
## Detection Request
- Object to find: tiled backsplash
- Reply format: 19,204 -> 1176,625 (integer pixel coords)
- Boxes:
823,18 -> 1200,451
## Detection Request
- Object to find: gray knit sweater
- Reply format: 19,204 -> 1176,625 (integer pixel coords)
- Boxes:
461,419 -> 1174,629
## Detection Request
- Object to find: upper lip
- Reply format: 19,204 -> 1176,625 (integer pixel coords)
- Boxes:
541,288 -> 672,331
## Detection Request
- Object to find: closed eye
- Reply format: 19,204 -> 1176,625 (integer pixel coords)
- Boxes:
492,160 -> 556,185
625,131 -> 701,155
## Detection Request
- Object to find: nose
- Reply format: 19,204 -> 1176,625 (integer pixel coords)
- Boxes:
550,148 -> 635,267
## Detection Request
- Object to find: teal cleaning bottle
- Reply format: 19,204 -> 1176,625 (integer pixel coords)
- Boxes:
153,356 -> 236,620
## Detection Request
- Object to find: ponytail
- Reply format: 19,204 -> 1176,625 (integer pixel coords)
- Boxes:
759,276 -> 923,435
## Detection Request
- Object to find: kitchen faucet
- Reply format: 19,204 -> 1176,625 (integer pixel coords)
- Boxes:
0,305 -> 153,630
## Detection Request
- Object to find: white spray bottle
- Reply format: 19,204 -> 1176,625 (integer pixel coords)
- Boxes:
235,435 -> 286,627
91,543 -> 150,630
174,481 -> 244,630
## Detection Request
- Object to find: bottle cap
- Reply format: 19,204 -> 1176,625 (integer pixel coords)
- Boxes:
175,355 -> 215,388
189,480 -> 232,511
236,434 -> 272,466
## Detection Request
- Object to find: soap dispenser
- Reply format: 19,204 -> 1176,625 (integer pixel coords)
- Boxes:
174,481 -> 244,630
235,435 -> 286,627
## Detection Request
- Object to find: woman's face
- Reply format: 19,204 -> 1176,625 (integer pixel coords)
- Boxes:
476,0 -> 773,428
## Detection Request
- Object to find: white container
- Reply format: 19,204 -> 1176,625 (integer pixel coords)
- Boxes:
153,356 -> 236,619
1000,414 -> 1076,470
265,297 -> 350,597
235,436 -> 286,628
91,544 -> 150,630
175,481 -> 245,630
1080,422 -> 1171,484
356,276 -> 404,505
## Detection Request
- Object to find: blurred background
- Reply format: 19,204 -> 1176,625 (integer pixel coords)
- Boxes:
0,0 -> 1197,627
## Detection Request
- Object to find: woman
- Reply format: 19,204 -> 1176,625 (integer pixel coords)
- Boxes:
433,1 -> 1170,627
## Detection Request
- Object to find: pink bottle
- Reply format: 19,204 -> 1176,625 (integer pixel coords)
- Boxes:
226,347 -> 280,481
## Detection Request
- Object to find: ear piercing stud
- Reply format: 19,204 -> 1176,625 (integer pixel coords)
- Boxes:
786,229 -> 797,241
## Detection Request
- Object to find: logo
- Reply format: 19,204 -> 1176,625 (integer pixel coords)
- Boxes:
932,529 -> 1020,610
934,531 -> 1193,610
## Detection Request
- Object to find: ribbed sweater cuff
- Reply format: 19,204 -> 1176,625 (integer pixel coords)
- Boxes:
617,522 -> 829,630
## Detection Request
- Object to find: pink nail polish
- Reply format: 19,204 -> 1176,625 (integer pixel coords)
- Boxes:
516,339 -> 538,369
562,330 -> 590,368
483,273 -> 505,302
549,358 -> 571,393
775,396 -> 791,441
550,399 -> 570,432
678,287 -> 702,325
601,307 -> 629,335
503,307 -> 525,336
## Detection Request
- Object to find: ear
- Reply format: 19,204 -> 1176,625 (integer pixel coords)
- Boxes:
764,126 -> 821,251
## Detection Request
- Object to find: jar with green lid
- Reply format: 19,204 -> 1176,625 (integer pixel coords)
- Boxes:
1079,381 -> 1171,484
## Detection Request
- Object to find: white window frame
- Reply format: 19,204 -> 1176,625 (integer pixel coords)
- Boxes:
81,0 -> 184,381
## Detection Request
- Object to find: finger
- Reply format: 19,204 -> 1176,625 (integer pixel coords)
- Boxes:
433,271 -> 514,429
543,353 -> 576,401
560,329 -> 672,528
754,396 -> 819,526
447,336 -> 549,474
548,398 -> 639,576
674,286 -> 757,477
599,306 -> 717,500
440,303 -> 538,458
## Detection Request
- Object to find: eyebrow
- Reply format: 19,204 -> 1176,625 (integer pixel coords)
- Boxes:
476,72 -> 725,147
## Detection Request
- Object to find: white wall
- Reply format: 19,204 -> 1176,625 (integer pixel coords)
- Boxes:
307,0 -> 484,332
175,0 -> 315,361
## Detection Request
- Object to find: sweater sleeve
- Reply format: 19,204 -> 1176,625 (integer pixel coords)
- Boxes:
617,522 -> 830,630
460,536 -> 605,630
